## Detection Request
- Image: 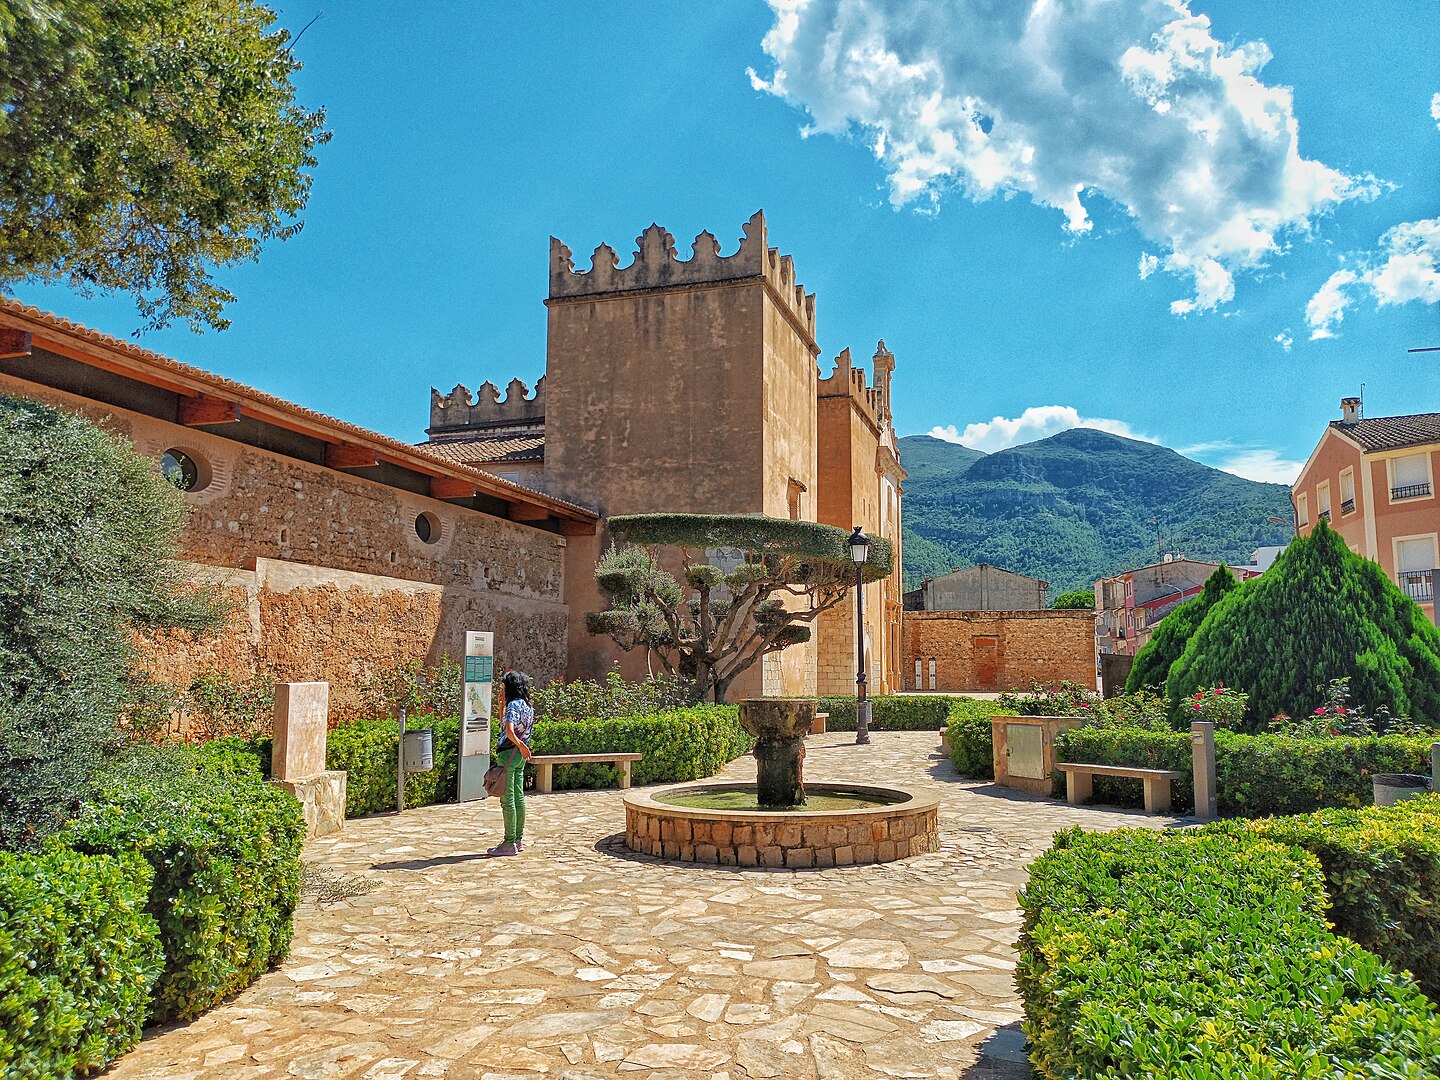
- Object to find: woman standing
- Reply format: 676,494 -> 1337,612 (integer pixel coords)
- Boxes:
489,671 -> 534,857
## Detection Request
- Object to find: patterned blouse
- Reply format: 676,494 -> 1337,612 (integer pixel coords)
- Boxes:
498,698 -> 535,750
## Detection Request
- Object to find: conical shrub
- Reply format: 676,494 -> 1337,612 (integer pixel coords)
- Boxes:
1126,565 -> 1239,693
1166,521 -> 1440,728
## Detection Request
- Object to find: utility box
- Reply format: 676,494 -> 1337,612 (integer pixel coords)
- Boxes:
991,715 -> 1084,796
403,728 -> 434,773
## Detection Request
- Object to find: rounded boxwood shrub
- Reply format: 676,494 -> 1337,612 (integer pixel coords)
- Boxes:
0,847 -> 162,1078
63,757 -> 305,1023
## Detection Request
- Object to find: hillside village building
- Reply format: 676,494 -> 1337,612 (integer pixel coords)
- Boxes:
1292,398 -> 1439,624
905,563 -> 1050,611
426,212 -> 906,697
1094,556 -> 1263,660
0,212 -> 907,704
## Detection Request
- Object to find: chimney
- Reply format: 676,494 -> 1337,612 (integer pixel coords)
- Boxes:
1340,397 -> 1362,426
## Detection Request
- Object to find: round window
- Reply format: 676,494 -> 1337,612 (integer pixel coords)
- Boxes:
161,449 -> 200,491
415,512 -> 441,544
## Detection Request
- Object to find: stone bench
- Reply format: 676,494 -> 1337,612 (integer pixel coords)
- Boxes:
531,752 -> 643,794
1057,762 -> 1183,814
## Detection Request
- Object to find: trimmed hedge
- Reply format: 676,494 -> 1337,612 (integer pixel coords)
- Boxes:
327,715 -> 460,817
819,694 -> 970,732
64,759 -> 305,1024
1210,794 -> 1440,998
0,847 -> 162,1079
1018,824 -> 1440,1079
1056,727 -> 1434,816
945,698 -> 1019,778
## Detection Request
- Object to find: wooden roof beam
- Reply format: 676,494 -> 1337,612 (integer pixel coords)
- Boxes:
179,394 -> 240,426
430,477 -> 476,500
325,442 -> 380,470
508,502 -> 551,522
0,328 -> 32,359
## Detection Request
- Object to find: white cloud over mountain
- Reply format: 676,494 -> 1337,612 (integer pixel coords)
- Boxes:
750,0 -> 1373,315
926,405 -> 1154,452
1306,218 -> 1440,339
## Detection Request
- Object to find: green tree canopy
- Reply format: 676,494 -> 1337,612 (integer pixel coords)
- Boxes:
0,0 -> 329,331
1166,522 -> 1440,728
586,514 -> 892,703
1126,565 -> 1239,693
0,395 -> 223,849
1051,588 -> 1095,609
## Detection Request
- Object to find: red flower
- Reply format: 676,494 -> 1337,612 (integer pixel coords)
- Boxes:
1313,708 -> 1324,715
1193,703 -> 1202,710
1218,681 -> 1225,688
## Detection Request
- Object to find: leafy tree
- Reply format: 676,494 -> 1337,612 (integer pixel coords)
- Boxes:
0,395 -> 223,850
1166,522 -> 1440,729
1051,588 -> 1095,609
586,514 -> 893,703
1126,565 -> 1238,693
0,0 -> 329,331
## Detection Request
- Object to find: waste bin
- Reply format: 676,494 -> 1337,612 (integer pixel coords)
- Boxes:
1372,772 -> 1431,807
403,728 -> 434,773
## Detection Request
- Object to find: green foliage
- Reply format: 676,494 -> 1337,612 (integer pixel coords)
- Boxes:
1056,726 -> 1434,816
1126,564 -> 1238,692
1270,676 -> 1426,738
996,680 -> 1099,716
63,747 -> 305,1023
818,694 -> 961,731
1208,795 -> 1440,998
0,395 -> 223,850
1179,683 -> 1248,728
534,672 -> 697,723
1167,522 -> 1440,728
0,0 -> 330,331
1018,825 -> 1440,1079
0,846 -> 162,1078
945,698 -> 1020,778
899,429 -> 1292,593
355,655 -> 464,723
1050,588 -> 1094,609
326,715 -> 460,818
592,514 -> 891,702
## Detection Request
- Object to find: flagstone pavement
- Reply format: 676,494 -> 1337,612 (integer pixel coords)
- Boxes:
109,732 -> 1182,1080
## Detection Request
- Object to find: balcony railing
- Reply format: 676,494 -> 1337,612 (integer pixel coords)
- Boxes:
1341,498 -> 1355,514
1398,569 -> 1436,603
1318,509 -> 1331,521
1392,482 -> 1432,500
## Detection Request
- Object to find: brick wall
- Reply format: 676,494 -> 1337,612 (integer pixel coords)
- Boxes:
901,611 -> 1095,692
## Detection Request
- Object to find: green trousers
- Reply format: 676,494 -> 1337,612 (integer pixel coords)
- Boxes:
500,748 -> 526,843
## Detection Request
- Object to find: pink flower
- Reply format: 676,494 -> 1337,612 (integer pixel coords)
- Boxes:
1218,681 -> 1225,688
1313,708 -> 1325,715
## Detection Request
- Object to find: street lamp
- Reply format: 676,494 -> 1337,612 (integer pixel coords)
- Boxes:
847,526 -> 872,746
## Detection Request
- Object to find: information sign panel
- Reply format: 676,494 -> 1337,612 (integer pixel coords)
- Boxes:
458,631 -> 493,802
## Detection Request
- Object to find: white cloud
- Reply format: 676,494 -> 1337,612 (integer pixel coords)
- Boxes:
927,405 -> 1155,453
1208,448 -> 1304,484
1305,218 -> 1440,339
1274,330 -> 1293,351
750,0 -> 1373,315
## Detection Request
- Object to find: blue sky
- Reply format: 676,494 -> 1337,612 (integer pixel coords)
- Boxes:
16,1 -> 1439,483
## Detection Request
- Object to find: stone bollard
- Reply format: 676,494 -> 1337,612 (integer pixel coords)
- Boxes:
1191,721 -> 1217,821
271,681 -> 347,838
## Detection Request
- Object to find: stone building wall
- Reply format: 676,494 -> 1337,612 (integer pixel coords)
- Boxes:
1,369 -> 571,715
923,565 -> 1048,611
901,610 -> 1094,692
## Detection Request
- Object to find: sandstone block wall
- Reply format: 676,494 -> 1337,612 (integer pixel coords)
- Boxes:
901,610 -> 1094,692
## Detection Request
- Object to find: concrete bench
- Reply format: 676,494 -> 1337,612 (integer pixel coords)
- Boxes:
531,752 -> 643,794
1057,762 -> 1183,814
812,711 -> 828,735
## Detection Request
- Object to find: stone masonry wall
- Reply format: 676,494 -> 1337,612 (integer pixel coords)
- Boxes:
901,611 -> 1094,692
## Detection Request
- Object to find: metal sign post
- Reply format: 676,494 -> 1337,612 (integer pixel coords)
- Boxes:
457,631 -> 494,802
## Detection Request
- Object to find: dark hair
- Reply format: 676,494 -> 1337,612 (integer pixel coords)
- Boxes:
502,670 -> 532,702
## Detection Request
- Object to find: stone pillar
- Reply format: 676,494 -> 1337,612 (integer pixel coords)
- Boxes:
1191,721 -> 1217,821
271,681 -> 347,838
738,699 -> 816,808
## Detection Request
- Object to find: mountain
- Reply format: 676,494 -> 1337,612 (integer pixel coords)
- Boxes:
899,429 -> 1294,595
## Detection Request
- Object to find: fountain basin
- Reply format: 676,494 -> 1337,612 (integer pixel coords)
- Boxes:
623,782 -> 940,868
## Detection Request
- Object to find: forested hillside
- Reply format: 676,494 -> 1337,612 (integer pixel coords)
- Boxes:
899,429 -> 1293,594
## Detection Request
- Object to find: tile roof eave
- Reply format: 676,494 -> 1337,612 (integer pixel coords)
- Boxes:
0,298 -> 596,524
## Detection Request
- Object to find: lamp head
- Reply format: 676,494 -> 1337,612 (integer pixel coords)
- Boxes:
847,526 -> 871,564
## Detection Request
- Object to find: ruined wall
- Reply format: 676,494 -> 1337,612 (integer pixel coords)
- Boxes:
2,370 -> 571,713
925,566 -> 1048,611
902,611 -> 1094,693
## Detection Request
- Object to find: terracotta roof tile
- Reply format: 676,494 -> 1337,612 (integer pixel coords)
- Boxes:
424,436 -> 545,464
1332,413 -> 1440,452
0,298 -> 594,521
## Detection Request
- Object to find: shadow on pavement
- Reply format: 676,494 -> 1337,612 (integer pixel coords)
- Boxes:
371,851 -> 495,871
961,1022 -> 1034,1078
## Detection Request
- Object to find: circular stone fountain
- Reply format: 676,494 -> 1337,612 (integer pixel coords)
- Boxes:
622,699 -> 940,868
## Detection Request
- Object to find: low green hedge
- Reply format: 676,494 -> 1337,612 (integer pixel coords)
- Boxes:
819,695 -> 967,731
0,847 -> 162,1079
1056,727 -> 1434,816
1210,795 -> 1440,998
64,755 -> 305,1024
945,699 -> 1019,778
326,715 -> 460,817
1018,822 -> 1440,1079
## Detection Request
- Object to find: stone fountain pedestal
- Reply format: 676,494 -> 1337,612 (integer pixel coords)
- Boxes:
739,698 -> 816,807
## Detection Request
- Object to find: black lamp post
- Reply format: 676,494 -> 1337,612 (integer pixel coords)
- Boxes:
847,526 -> 872,745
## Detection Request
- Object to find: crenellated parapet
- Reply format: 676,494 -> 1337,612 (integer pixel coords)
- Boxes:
548,210 -> 816,340
429,376 -> 545,435
817,347 -> 885,431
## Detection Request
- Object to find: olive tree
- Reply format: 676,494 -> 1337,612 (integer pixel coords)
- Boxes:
586,514 -> 894,703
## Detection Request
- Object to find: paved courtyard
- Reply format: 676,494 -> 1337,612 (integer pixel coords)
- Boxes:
111,732 -> 1180,1080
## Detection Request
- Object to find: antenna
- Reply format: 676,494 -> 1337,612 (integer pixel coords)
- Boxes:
1360,382 -> 1365,417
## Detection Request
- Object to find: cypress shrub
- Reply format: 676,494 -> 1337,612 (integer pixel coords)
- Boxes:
1166,521 -> 1440,728
1125,565 -> 1238,693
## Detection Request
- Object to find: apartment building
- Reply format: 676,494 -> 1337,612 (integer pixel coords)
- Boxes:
1094,556 -> 1262,659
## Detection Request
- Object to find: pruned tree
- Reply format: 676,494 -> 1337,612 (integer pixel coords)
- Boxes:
586,514 -> 894,703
